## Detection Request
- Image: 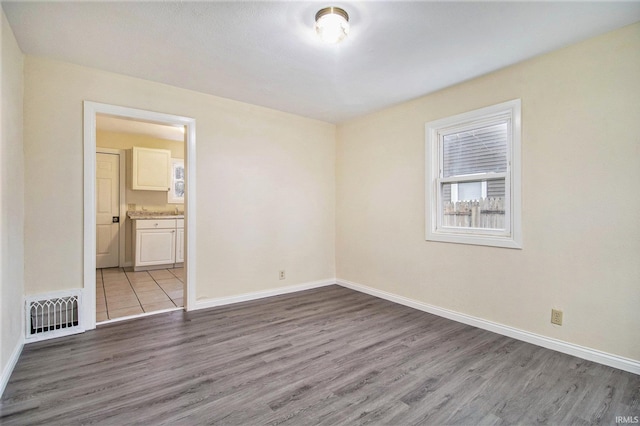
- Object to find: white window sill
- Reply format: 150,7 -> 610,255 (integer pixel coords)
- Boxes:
426,231 -> 522,249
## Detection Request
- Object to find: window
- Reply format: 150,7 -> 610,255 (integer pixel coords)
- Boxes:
167,158 -> 185,204
425,99 -> 522,248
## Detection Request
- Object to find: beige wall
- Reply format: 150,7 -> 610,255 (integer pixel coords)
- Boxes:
97,130 -> 184,159
336,23 -> 640,361
97,130 -> 185,264
1,10 -> 25,382
23,56 -> 336,299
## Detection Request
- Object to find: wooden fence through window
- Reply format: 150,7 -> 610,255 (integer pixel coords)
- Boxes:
443,197 -> 505,229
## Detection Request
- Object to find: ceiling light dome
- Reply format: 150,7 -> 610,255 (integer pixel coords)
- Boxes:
315,7 -> 349,44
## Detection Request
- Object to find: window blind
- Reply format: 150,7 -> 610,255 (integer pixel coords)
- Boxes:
442,122 -> 507,178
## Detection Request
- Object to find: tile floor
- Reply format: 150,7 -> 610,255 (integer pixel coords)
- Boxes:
96,267 -> 185,322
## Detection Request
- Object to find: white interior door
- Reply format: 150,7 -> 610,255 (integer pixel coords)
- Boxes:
96,152 -> 120,268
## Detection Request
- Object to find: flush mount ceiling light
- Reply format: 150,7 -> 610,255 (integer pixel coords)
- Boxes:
315,6 -> 349,44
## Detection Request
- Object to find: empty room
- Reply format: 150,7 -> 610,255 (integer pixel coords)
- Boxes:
1,2 -> 639,424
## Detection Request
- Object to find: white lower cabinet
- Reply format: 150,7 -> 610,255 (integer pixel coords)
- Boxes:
133,218 -> 183,271
175,219 -> 185,264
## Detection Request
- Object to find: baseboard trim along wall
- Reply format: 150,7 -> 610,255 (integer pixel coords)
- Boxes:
336,278 -> 640,376
192,279 -> 336,311
1,336 -> 24,397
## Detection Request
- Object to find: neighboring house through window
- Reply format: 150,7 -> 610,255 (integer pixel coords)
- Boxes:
425,99 -> 522,248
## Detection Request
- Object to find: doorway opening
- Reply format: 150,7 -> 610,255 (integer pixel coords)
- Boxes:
84,102 -> 196,330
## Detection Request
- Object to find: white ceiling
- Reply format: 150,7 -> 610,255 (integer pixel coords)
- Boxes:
4,1 -> 640,123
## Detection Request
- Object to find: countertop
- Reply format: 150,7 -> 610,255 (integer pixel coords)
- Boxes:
127,211 -> 184,220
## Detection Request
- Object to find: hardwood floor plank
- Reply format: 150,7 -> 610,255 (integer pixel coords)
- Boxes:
1,285 -> 638,425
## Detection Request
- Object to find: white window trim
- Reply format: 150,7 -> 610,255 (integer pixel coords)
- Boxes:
425,99 -> 522,249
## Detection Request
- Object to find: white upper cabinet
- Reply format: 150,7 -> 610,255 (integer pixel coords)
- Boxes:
132,147 -> 171,191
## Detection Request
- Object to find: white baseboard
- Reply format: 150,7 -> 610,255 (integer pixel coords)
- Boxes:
337,278 -> 640,375
1,335 -> 24,397
193,279 -> 335,311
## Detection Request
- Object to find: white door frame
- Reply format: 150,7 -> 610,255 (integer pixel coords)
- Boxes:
96,148 -> 126,268
84,101 -> 197,330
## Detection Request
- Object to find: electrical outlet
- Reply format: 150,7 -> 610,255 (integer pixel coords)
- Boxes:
551,309 -> 563,326
279,270 -> 286,280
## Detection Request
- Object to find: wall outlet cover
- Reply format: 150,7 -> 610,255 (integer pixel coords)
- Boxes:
551,309 -> 563,326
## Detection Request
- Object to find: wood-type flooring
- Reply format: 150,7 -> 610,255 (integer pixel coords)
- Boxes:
1,285 -> 638,425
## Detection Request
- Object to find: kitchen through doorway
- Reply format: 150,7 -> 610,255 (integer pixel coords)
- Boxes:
95,114 -> 186,323
84,102 -> 196,330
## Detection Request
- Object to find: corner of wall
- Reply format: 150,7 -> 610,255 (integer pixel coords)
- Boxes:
1,8 -> 26,397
